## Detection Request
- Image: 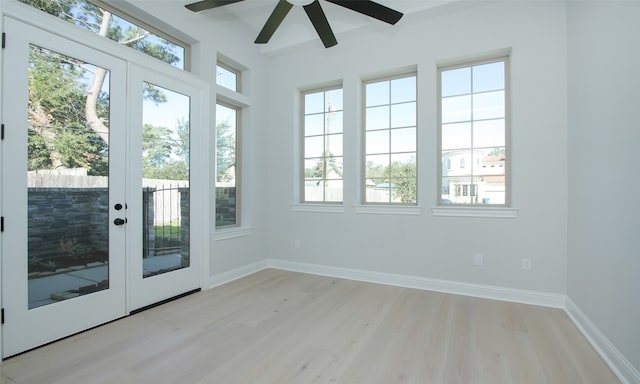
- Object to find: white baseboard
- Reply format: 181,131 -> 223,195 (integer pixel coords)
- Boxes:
208,260 -> 269,289
565,298 -> 640,384
266,259 -> 566,308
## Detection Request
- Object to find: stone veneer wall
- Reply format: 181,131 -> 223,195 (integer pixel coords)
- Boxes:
180,188 -> 190,267
28,187 -> 189,263
28,188 -> 109,261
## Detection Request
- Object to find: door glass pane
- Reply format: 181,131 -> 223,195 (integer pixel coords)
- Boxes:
215,103 -> 238,227
27,45 -> 110,309
142,82 -> 190,278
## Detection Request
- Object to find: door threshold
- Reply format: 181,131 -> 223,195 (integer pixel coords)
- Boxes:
129,288 -> 201,315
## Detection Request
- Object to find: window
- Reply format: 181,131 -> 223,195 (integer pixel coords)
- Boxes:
439,57 -> 508,206
216,62 -> 240,92
455,184 -> 477,197
20,0 -> 187,70
216,103 -> 240,228
302,87 -> 344,203
364,74 -> 417,204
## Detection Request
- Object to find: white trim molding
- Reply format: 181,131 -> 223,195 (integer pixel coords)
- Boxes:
432,206 -> 518,218
214,227 -> 254,241
208,260 -> 268,289
565,298 -> 640,384
291,203 -> 345,213
353,205 -> 421,216
267,259 -> 564,308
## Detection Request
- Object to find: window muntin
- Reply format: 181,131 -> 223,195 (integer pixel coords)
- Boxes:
215,103 -> 240,228
20,0 -> 187,70
216,62 -> 240,92
364,74 -> 417,204
302,87 -> 344,203
439,58 -> 508,206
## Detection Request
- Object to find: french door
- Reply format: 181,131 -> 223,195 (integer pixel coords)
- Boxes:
1,18 -> 205,357
125,65 -> 203,311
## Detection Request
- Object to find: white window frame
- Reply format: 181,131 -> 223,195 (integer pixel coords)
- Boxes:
94,0 -> 191,70
213,54 -> 251,238
362,72 -> 418,206
437,55 -> 512,209
21,0 -> 191,71
216,61 -> 241,93
215,101 -> 241,230
300,85 -> 344,204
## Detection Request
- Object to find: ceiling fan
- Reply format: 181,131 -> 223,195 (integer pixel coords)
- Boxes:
184,0 -> 404,48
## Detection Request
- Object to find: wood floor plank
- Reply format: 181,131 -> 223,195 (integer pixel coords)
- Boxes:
443,301 -> 475,384
0,269 -> 621,384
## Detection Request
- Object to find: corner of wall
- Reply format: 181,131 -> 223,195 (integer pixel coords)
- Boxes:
565,298 -> 640,384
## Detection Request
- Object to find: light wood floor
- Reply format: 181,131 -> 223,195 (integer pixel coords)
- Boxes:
1,269 -> 619,384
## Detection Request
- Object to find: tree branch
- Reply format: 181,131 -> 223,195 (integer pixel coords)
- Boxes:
85,9 -> 112,145
120,32 -> 150,46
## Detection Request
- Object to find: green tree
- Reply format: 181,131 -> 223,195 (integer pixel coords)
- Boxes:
28,46 -> 108,173
365,157 -> 417,203
216,118 -> 236,182
21,0 -> 180,174
304,152 -> 342,185
142,121 -> 189,181
143,123 -> 172,170
175,117 -> 190,165
488,147 -> 506,157
390,162 -> 417,203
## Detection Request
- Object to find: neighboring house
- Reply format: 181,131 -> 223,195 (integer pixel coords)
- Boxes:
442,150 -> 506,204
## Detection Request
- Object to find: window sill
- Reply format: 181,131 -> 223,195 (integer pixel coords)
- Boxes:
214,227 -> 253,241
353,205 -> 421,216
215,85 -> 251,107
291,203 -> 345,213
431,206 -> 518,218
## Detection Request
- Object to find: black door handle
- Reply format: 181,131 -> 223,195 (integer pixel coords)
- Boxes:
114,218 -> 127,225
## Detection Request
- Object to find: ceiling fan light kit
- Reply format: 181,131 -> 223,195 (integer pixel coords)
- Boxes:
185,0 -> 404,48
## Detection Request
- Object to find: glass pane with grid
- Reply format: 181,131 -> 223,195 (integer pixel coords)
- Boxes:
303,88 -> 344,203
364,75 -> 417,204
440,59 -> 507,206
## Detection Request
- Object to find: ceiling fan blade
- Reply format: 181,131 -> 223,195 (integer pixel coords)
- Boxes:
303,0 -> 337,48
326,0 -> 403,25
184,0 -> 245,13
255,0 -> 294,44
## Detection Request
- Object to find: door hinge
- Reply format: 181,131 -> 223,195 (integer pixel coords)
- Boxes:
2,32 -> 5,49
1,216 -> 4,232
1,123 -> 4,140
1,308 -> 5,324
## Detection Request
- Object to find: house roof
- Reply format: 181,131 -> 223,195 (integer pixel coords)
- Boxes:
482,155 -> 506,163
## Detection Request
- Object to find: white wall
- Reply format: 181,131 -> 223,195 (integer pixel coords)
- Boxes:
567,1 -> 640,377
265,2 -> 569,294
132,2 -> 271,278
267,2 -> 567,293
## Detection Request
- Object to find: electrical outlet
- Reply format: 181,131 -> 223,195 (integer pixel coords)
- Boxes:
521,258 -> 532,270
474,254 -> 484,266
294,240 -> 301,249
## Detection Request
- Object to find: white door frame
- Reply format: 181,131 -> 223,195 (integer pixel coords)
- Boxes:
126,63 -> 210,312
0,1 -> 211,359
0,16 -> 129,357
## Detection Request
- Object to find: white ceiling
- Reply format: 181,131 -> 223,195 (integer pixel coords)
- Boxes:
182,0 -> 454,53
